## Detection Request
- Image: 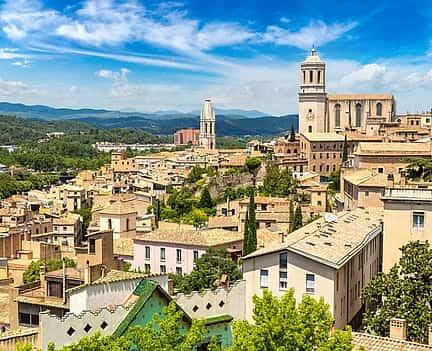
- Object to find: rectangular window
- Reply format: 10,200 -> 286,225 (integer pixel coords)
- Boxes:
160,248 -> 166,261
176,249 -> 182,263
413,212 -> 425,229
160,265 -> 166,274
145,246 -> 151,260
176,267 -> 183,275
260,269 -> 269,288
279,253 -> 288,268
306,273 -> 315,294
377,167 -> 384,174
144,264 -> 151,273
279,271 -> 288,290
193,250 -> 199,262
89,238 -> 96,254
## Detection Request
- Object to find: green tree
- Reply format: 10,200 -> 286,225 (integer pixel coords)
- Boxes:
187,166 -> 205,183
405,157 -> 432,181
247,190 -> 257,254
293,206 -> 303,231
242,207 -> 250,255
23,258 -> 76,283
189,208 -> 208,229
342,135 -> 348,163
245,157 -> 262,185
262,166 -> 297,197
171,248 -> 241,294
199,187 -> 213,209
328,168 -> 341,193
362,241 -> 432,344
230,289 -> 353,351
289,124 -> 296,142
73,206 -> 92,236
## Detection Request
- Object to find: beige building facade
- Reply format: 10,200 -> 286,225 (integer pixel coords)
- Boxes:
243,208 -> 383,329
382,187 -> 432,272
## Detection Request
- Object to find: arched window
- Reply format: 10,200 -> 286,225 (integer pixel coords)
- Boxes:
309,70 -> 313,83
355,103 -> 362,127
303,70 -> 306,83
108,218 -> 112,230
126,218 -> 130,231
376,102 -> 382,116
317,71 -> 321,83
335,104 -> 341,127
308,125 -> 312,133
209,123 -> 212,134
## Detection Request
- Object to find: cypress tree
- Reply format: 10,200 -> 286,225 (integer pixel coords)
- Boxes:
248,190 -> 257,253
342,135 -> 348,163
289,201 -> 294,233
293,206 -> 303,231
289,124 -> 296,141
199,187 -> 213,209
243,208 -> 250,255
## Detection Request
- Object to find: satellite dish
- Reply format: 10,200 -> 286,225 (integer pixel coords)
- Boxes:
324,213 -> 337,223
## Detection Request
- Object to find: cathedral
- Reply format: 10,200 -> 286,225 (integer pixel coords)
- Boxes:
298,48 -> 396,134
199,98 -> 216,150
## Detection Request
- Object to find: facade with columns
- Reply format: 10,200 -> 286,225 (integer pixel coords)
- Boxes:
199,98 -> 216,150
298,48 -> 396,134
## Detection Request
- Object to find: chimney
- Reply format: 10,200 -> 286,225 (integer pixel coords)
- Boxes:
39,264 -> 46,283
429,325 -> 432,346
389,318 -> 407,341
400,170 -> 406,186
84,260 -> 91,284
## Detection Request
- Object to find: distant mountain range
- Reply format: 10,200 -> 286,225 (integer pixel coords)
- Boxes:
0,102 -> 298,137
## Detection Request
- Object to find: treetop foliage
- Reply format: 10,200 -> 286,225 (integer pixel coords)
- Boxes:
362,241 -> 432,344
23,258 -> 76,284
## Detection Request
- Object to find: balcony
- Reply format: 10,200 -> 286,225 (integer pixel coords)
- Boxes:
382,188 -> 432,202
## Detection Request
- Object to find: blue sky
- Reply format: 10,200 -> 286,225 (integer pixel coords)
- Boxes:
0,0 -> 431,114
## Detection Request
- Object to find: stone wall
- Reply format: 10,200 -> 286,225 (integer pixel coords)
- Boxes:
174,280 -> 245,320
39,305 -> 130,351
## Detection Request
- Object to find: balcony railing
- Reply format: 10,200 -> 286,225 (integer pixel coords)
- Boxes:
383,187 -> 432,200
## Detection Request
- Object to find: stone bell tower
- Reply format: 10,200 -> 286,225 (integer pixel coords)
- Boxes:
298,47 -> 327,134
199,98 -> 216,150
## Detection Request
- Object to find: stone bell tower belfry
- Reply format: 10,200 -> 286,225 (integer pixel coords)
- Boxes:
298,47 -> 327,134
199,98 -> 216,150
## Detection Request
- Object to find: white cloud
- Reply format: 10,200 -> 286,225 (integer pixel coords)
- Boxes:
0,0 -> 62,40
96,68 -> 130,82
260,20 -> 357,49
11,59 -> 31,67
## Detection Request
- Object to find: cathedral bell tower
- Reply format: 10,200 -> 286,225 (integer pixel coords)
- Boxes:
298,47 -> 327,134
199,98 -> 216,150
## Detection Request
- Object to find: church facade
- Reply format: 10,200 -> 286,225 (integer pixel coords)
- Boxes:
298,48 -> 396,134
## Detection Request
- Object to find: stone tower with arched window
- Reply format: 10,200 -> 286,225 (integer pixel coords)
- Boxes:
199,98 -> 216,150
298,47 -> 327,134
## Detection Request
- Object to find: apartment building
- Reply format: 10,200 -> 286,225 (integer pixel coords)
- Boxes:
242,207 -> 383,329
382,187 -> 432,272
352,142 -> 431,176
132,222 -> 243,275
299,133 -> 348,177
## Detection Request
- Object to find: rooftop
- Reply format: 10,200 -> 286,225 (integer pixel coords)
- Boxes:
134,222 -> 243,247
382,187 -> 432,202
99,201 -> 138,215
352,332 -> 432,351
344,169 -> 389,187
354,142 -> 431,156
244,207 -> 384,269
328,93 -> 394,100
300,132 -> 345,142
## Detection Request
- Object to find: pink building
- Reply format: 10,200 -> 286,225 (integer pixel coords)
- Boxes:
132,223 -> 243,275
174,128 -> 200,146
